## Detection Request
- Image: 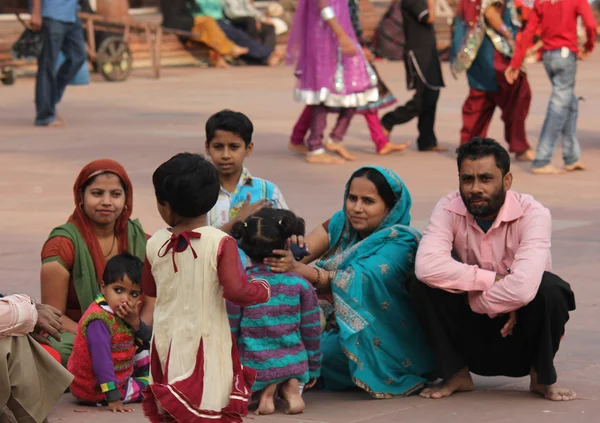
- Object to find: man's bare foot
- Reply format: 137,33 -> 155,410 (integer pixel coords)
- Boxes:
255,383 -> 278,415
516,149 -> 535,161
231,45 -> 249,58
531,164 -> 566,175
420,367 -> 474,399
267,46 -> 285,67
378,141 -> 411,155
530,383 -> 577,401
306,151 -> 345,164
324,139 -> 356,161
564,161 -> 587,172
280,378 -> 305,414
530,370 -> 576,401
46,119 -> 66,128
288,141 -> 308,155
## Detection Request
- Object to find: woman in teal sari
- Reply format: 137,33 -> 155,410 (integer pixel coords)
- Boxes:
266,166 -> 434,398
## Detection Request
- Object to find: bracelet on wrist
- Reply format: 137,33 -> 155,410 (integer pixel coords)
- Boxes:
314,267 -> 322,286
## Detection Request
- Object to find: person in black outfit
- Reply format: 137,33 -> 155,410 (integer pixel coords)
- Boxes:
380,0 -> 446,151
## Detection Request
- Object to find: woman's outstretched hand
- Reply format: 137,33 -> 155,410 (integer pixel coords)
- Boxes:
265,240 -> 299,273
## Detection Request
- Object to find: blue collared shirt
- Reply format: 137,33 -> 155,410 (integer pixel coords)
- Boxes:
40,0 -> 79,23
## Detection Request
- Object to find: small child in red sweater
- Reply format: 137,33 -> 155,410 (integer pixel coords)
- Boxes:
68,253 -> 152,412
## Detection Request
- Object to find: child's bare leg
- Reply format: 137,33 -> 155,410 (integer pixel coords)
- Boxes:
255,383 -> 278,415
280,378 -> 305,415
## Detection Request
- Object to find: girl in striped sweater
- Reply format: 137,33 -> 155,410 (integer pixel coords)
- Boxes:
228,209 -> 321,415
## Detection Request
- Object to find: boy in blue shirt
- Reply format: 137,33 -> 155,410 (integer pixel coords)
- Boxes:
205,110 -> 288,264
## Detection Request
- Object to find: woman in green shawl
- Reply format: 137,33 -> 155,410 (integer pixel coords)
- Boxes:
266,166 -> 434,397
40,159 -> 146,366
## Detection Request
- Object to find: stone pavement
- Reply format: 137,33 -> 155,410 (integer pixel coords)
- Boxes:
0,54 -> 599,422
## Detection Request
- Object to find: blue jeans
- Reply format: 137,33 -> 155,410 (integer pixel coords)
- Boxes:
35,18 -> 86,125
533,49 -> 580,168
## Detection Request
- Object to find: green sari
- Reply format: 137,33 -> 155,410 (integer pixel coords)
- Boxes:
44,219 -> 146,366
317,166 -> 434,398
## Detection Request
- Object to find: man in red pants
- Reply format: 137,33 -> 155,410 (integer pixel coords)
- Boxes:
451,0 -> 535,161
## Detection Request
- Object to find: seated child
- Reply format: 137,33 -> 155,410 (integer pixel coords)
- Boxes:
68,253 -> 151,412
204,109 -> 288,240
142,152 -> 271,422
228,208 -> 321,415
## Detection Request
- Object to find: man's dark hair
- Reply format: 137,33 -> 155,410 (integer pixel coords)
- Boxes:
205,109 -> 254,146
103,252 -> 143,286
152,152 -> 220,218
456,137 -> 511,176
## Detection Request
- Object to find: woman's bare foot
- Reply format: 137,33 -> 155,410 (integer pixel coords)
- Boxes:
325,139 -> 356,161
516,149 -> 535,161
420,367 -> 474,399
280,378 -> 305,415
209,51 -> 230,69
382,126 -> 391,139
564,161 -> 587,172
306,151 -> 345,164
378,141 -> 411,155
213,56 -> 230,69
288,142 -> 308,155
530,370 -> 576,401
255,383 -> 278,415
231,45 -> 249,58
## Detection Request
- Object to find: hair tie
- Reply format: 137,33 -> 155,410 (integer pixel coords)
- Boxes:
243,221 -> 248,227
278,219 -> 283,225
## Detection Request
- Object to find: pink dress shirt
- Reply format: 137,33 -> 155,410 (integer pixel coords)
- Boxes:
415,190 -> 552,317
0,294 -> 38,338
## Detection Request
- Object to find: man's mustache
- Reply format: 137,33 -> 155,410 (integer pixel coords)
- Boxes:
469,195 -> 487,202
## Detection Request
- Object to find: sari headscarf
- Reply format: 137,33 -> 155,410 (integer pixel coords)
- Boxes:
46,159 -> 146,314
70,159 -> 135,283
317,166 -> 434,397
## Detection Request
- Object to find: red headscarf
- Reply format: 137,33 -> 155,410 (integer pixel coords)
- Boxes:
69,159 -> 134,283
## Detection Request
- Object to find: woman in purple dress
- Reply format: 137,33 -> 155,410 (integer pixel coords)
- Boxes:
286,0 -> 378,164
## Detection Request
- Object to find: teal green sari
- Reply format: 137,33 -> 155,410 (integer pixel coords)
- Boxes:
317,166 -> 434,398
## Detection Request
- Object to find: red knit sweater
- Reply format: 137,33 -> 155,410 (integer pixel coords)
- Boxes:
68,300 -> 136,402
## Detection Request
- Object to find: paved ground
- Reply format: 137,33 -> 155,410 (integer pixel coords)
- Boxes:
1,54 -> 599,423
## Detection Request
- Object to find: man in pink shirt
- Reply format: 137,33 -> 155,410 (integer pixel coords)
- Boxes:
0,294 -> 73,422
412,137 -> 576,401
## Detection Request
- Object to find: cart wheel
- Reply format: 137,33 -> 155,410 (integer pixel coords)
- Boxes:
97,37 -> 133,82
1,67 -> 15,86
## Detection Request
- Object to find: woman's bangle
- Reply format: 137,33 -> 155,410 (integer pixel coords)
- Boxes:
315,267 -> 323,286
320,6 -> 335,21
328,270 -> 337,282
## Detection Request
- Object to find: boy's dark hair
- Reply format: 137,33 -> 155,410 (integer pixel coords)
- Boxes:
153,153 -> 220,218
456,137 -> 511,176
205,109 -> 254,147
231,208 -> 305,263
103,252 -> 143,286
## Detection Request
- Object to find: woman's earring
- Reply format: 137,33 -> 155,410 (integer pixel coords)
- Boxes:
78,202 -> 84,210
